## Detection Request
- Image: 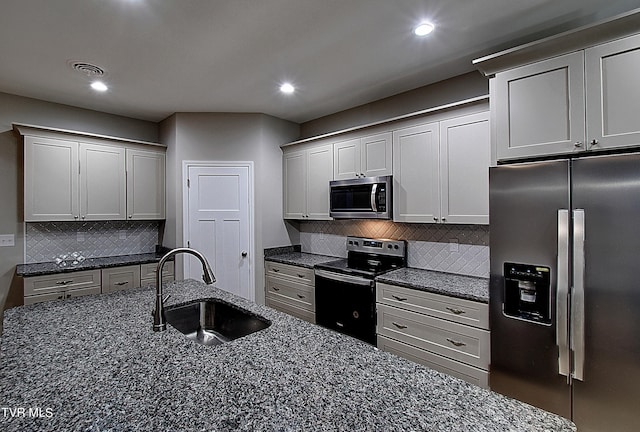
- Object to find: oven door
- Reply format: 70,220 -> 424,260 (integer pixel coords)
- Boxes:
314,269 -> 376,344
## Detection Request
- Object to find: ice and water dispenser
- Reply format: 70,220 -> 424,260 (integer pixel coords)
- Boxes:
503,263 -> 552,325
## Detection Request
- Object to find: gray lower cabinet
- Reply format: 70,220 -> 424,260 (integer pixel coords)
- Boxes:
23,269 -> 102,305
376,282 -> 490,388
101,265 -> 142,294
140,261 -> 175,286
265,261 -> 315,323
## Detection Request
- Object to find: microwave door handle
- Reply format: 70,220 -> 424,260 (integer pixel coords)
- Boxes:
371,184 -> 378,212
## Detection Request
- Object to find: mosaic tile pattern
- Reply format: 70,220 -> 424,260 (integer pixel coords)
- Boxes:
299,221 -> 490,277
26,221 -> 161,263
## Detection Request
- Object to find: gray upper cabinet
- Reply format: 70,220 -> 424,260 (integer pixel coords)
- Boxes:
333,132 -> 392,180
283,143 -> 333,220
494,51 -> 586,160
490,31 -> 640,161
585,33 -> 640,151
20,125 -> 166,222
126,148 -> 166,220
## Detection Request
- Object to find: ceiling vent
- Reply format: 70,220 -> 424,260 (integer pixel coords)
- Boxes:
68,61 -> 106,77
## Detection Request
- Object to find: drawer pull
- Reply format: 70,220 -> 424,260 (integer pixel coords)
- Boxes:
114,281 -> 129,286
273,268 -> 280,273
57,295 -> 64,300
391,295 -> 408,301
446,338 -> 466,347
446,307 -> 466,315
392,322 -> 408,330
272,287 -> 281,291
66,294 -> 71,299
297,294 -> 305,299
297,274 -> 305,278
56,280 -> 74,285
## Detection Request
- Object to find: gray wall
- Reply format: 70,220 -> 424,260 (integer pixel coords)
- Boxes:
160,112 -> 300,305
0,91 -> 158,318
299,72 -> 488,138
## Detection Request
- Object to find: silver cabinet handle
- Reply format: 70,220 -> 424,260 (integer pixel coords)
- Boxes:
446,338 -> 466,347
446,307 -> 465,315
441,217 -> 446,222
128,215 -> 132,219
56,280 -> 73,285
272,286 -> 280,291
392,322 -> 408,329
114,281 -> 129,286
433,217 -> 438,221
590,139 -> 599,147
65,294 -> 71,299
391,295 -> 407,301
74,215 -> 78,219
557,209 -> 570,379
57,295 -> 64,300
572,209 -> 586,381
297,274 -> 305,278
241,251 -> 247,257
296,294 -> 305,299
272,268 -> 280,272
574,141 -> 583,148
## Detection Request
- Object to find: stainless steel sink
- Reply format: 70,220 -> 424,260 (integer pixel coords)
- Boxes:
164,299 -> 271,346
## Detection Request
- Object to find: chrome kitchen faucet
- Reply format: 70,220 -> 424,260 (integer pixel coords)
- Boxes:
153,247 -> 216,332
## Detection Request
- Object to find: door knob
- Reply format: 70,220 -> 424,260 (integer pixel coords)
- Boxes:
241,251 -> 248,257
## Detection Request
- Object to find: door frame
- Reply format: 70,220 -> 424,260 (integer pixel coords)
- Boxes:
182,161 -> 255,301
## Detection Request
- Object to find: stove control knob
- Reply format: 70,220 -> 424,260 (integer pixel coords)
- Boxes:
348,241 -> 353,245
354,241 -> 359,245
394,245 -> 399,249
387,245 -> 392,249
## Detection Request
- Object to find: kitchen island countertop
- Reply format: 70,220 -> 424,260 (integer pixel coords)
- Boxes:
0,280 -> 574,431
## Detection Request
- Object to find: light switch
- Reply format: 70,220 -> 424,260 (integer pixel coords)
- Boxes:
449,239 -> 459,253
0,234 -> 15,247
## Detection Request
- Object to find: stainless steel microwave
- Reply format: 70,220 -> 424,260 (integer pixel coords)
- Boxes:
329,175 -> 392,219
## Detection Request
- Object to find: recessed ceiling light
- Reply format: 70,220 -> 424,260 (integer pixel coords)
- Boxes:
90,81 -> 108,92
280,83 -> 295,94
414,22 -> 435,36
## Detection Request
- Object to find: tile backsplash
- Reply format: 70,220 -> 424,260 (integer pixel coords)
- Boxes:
299,220 -> 489,277
25,221 -> 161,264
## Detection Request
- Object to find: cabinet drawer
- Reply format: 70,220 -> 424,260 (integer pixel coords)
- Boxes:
24,269 -> 101,296
266,297 -> 316,324
102,265 -> 141,293
377,283 -> 488,330
377,335 -> 488,388
265,276 -> 315,311
377,304 -> 490,369
24,285 -> 101,305
265,262 -> 314,285
140,261 -> 174,280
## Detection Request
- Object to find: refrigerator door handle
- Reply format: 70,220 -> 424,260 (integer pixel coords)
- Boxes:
557,209 -> 570,380
572,209 -> 586,381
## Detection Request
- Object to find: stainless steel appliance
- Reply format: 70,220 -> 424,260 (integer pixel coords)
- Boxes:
329,175 -> 391,219
315,236 -> 406,344
489,153 -> 640,432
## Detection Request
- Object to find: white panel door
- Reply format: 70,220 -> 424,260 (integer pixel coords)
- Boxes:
333,138 -> 360,180
306,144 -> 333,220
24,136 -> 79,221
186,165 -> 252,300
126,149 -> 166,220
440,112 -> 490,224
361,132 -> 392,177
79,143 -> 126,221
392,122 -> 440,223
586,33 -> 640,150
494,51 -> 585,160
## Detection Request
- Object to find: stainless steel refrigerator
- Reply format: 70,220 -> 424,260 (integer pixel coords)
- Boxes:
489,153 -> 640,432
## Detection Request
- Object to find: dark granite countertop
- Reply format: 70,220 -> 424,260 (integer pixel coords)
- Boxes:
265,251 -> 341,269
16,250 -> 172,277
376,267 -> 490,303
0,280 -> 574,431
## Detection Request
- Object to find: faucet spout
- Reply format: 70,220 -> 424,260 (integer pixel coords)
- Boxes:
153,247 -> 216,332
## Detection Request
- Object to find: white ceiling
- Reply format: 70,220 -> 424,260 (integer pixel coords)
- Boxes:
0,0 -> 638,124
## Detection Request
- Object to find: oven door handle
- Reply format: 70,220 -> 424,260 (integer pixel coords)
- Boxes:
315,269 -> 374,286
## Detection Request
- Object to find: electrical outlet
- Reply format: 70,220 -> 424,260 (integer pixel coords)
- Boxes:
77,231 -> 85,242
0,234 -> 15,247
449,239 -> 459,253
119,230 -> 127,240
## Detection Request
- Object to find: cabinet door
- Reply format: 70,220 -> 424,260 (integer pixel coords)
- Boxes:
333,138 -> 360,180
586,33 -> 640,151
102,265 -> 141,293
283,150 -> 307,219
80,143 -> 126,220
24,136 -> 79,221
494,51 -> 585,160
361,132 -> 392,177
306,144 -> 333,220
126,149 -> 166,220
392,122 -> 440,223
440,112 -> 490,224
